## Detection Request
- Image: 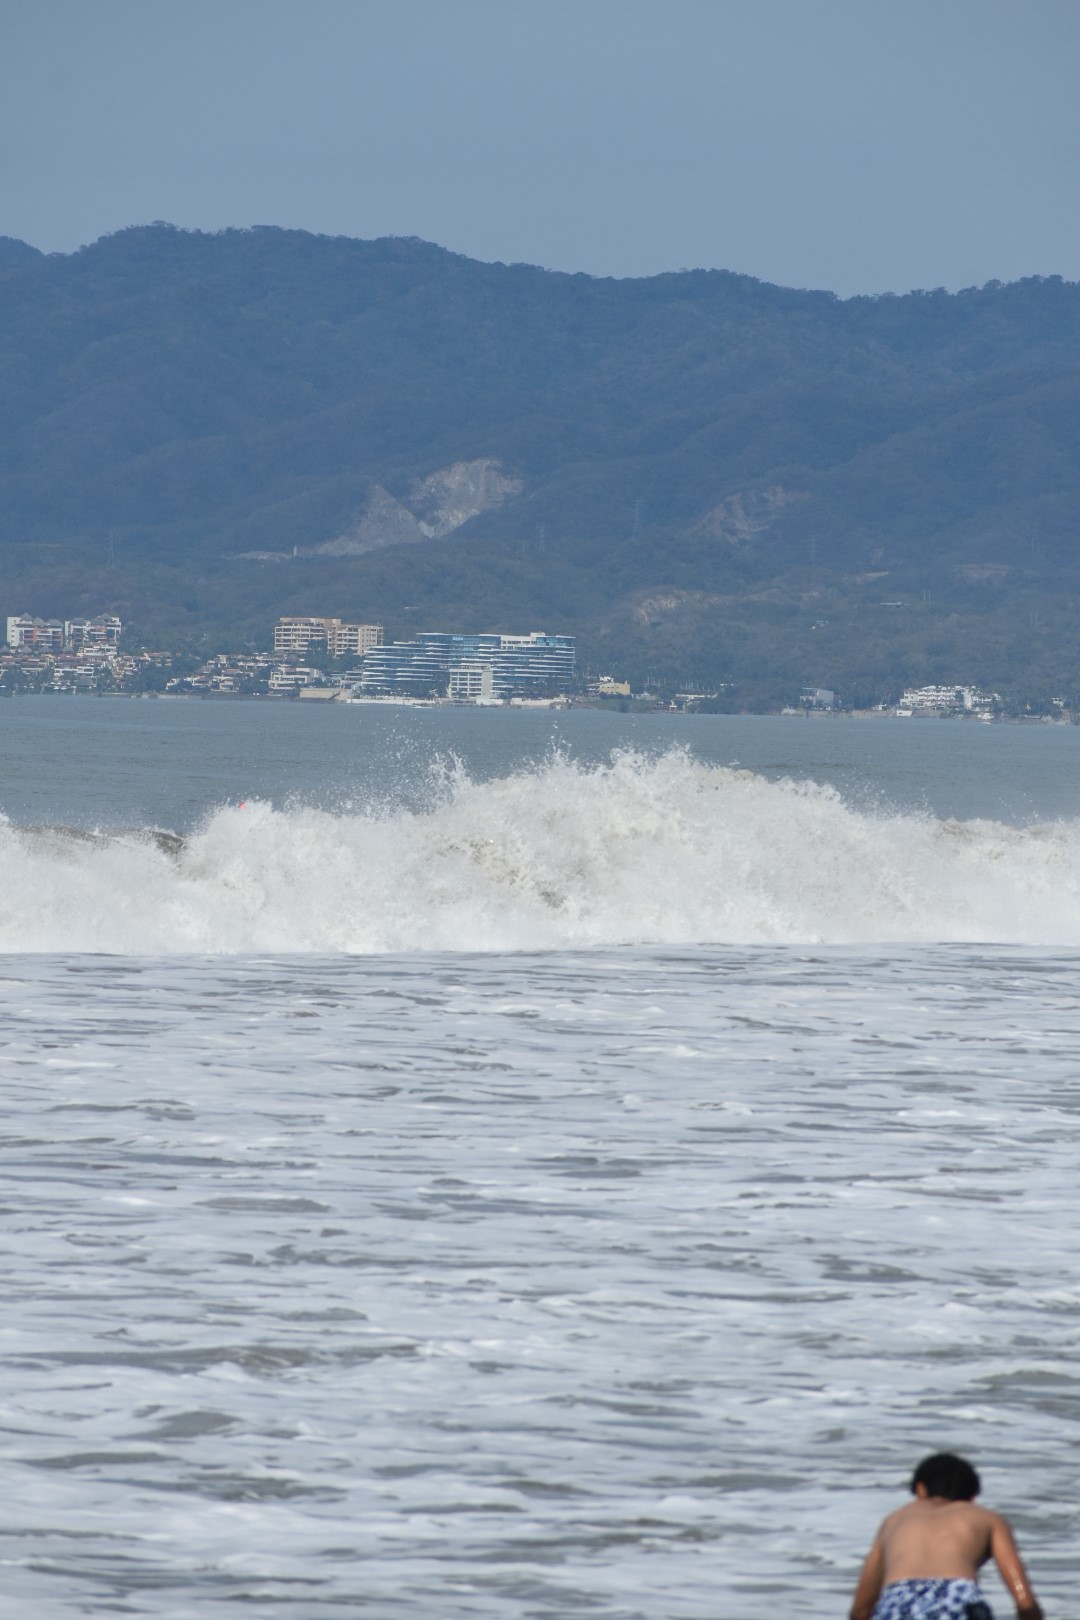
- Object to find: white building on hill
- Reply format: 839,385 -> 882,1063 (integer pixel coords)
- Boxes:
6,614 -> 121,651
900,685 -> 994,712
273,617 -> 383,657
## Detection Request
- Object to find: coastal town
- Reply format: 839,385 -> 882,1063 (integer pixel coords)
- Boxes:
2,612 -> 583,705
2,611 -> 1075,718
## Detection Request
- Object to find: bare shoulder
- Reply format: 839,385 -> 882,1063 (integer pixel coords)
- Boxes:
963,1502 -> 1003,1550
877,1502 -> 917,1537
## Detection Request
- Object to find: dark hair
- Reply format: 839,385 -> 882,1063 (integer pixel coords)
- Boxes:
911,1453 -> 981,1501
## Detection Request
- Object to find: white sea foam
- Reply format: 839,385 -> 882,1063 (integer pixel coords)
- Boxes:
2,748 -> 1079,951
2,944 -> 1078,1618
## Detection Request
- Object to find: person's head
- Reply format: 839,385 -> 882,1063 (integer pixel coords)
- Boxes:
911,1453 -> 981,1502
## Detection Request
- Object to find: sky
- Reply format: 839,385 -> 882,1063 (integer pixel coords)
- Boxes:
1,0 -> 1077,297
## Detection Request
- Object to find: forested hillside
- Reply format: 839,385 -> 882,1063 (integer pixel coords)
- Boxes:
1,224 -> 1078,701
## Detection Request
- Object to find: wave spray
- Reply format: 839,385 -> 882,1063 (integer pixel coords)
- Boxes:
2,750 -> 1078,952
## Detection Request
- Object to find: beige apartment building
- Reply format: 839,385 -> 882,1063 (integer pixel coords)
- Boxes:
273,617 -> 384,658
6,613 -> 123,651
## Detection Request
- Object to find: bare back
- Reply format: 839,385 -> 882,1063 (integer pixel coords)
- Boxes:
849,1477 -> 1043,1620
878,1499 -> 994,1583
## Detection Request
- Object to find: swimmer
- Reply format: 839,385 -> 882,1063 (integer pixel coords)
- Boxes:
849,1453 -> 1043,1620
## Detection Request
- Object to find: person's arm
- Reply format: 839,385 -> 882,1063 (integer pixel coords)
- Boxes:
848,1530 -> 886,1620
989,1513 -> 1043,1620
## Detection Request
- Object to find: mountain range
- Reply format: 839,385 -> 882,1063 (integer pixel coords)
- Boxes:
1,224 -> 1078,703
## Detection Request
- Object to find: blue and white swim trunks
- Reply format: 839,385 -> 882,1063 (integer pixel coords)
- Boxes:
871,1579 -> 994,1620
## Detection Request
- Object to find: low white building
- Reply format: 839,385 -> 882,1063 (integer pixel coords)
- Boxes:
268,664 -> 325,693
900,685 -> 994,712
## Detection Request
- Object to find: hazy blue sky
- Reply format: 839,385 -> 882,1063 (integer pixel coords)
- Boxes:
2,0 -> 1077,295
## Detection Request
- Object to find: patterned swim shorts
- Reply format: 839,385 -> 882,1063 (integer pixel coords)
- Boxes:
871,1578 -> 994,1620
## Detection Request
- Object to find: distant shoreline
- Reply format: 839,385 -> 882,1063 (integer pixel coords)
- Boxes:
3,689 -> 1076,725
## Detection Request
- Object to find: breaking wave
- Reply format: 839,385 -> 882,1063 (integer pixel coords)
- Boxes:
2,749 -> 1079,952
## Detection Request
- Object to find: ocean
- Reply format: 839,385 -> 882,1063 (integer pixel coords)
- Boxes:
1,697 -> 1078,1617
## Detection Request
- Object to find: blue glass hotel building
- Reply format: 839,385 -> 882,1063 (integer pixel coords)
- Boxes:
359,631 -> 575,697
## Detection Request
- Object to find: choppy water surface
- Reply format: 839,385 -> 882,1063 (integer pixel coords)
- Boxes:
2,696 -> 1080,831
2,947 -> 1079,1618
2,706 -> 1078,1614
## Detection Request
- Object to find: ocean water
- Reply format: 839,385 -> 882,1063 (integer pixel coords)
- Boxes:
1,699 -> 1078,1617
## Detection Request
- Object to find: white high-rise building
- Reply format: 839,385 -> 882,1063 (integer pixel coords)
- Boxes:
273,617 -> 383,657
7,615 -> 64,651
65,615 -> 122,649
